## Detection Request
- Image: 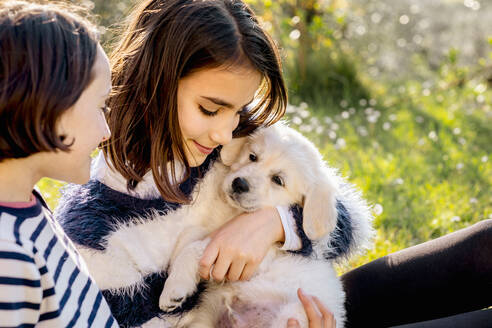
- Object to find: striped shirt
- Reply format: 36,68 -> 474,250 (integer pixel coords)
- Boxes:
0,190 -> 119,328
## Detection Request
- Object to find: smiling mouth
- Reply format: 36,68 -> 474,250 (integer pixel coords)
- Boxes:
193,141 -> 214,155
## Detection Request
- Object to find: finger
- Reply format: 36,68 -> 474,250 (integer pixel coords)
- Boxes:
312,296 -> 335,325
211,251 -> 231,282
199,243 -> 219,280
226,259 -> 246,282
287,318 -> 301,328
238,262 -> 257,281
297,289 -> 322,326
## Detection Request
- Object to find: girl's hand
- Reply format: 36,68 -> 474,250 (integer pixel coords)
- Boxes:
199,207 -> 284,282
287,289 -> 336,328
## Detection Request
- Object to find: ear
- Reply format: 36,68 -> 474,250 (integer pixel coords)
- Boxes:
220,137 -> 247,166
302,168 -> 339,240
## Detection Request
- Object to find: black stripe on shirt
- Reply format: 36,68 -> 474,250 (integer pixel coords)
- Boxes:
30,219 -> 47,243
39,265 -> 48,275
0,301 -> 40,310
43,236 -> 58,260
42,287 -> 55,298
53,251 -> 68,283
0,251 -> 34,263
59,269 -> 80,309
105,315 -> 115,328
87,292 -> 102,326
39,309 -> 60,321
66,278 -> 92,328
0,277 -> 40,287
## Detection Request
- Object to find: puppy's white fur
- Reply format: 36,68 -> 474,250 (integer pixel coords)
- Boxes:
79,122 -> 373,328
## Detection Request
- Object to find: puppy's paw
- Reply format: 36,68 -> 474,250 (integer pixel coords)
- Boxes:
159,284 -> 196,312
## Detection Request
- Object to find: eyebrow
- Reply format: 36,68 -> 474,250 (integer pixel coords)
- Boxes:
201,96 -> 254,110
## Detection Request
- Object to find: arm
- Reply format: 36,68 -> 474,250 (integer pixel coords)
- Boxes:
0,241 -> 42,327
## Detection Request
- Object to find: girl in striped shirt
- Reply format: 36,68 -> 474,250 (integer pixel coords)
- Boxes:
0,1 -> 118,326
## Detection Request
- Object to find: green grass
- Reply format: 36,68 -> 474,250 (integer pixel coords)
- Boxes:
37,65 -> 492,273
286,70 -> 492,271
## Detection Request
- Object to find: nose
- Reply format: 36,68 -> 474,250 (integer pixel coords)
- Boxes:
209,115 -> 237,146
232,177 -> 249,194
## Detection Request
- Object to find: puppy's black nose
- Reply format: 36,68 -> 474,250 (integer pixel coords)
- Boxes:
232,177 -> 249,194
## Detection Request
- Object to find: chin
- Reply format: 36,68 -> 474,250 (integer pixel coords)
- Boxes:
188,155 -> 207,167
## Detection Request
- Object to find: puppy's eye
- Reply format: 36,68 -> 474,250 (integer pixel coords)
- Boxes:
271,175 -> 284,187
249,153 -> 257,162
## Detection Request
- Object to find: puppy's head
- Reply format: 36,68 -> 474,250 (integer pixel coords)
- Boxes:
220,122 -> 338,240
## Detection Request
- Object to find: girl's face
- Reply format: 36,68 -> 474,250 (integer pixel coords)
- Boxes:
177,66 -> 262,167
41,44 -> 111,184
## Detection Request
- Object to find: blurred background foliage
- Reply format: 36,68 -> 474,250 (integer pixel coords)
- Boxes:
38,0 -> 492,271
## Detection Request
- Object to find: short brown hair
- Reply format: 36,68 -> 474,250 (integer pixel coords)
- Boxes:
104,0 -> 288,203
0,1 -> 99,161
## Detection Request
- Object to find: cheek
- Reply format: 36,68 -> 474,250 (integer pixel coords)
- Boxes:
177,102 -> 206,139
180,112 -> 207,139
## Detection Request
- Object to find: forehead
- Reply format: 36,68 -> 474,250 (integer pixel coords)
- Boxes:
89,45 -> 111,94
180,66 -> 262,108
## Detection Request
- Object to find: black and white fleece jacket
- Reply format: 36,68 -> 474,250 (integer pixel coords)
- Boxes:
55,151 -> 370,327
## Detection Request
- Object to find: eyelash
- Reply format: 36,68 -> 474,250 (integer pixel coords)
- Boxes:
199,105 -> 245,117
100,104 -> 110,115
199,105 -> 217,117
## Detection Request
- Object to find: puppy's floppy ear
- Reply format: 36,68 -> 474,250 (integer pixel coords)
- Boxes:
220,137 -> 247,166
302,167 -> 338,240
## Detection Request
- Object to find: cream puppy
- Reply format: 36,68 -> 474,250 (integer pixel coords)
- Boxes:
158,122 -> 373,328
76,122 -> 372,328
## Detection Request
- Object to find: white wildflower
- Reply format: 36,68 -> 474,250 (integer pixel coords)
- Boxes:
373,204 -> 383,216
450,216 -> 461,222
289,29 -> 300,40
357,126 -> 368,136
428,131 -> 438,141
335,138 -> 346,149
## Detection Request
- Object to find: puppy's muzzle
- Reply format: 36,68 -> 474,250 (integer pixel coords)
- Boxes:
232,177 -> 249,194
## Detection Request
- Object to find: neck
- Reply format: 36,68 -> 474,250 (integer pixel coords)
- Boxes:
0,157 -> 41,202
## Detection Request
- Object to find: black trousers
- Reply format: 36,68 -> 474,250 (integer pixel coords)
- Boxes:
341,219 -> 492,328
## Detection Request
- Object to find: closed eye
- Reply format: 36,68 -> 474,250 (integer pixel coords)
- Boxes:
199,105 -> 218,117
271,175 -> 284,187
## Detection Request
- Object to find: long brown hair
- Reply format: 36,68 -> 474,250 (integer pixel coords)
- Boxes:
104,0 -> 287,203
0,1 -> 99,162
